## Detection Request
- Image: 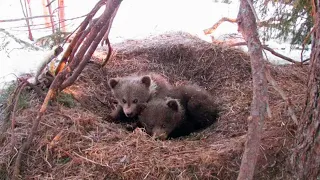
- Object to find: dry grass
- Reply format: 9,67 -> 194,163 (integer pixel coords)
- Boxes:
0,32 -> 307,179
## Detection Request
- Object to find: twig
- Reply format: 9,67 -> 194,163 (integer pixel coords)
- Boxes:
265,68 -> 298,125
48,130 -> 64,149
0,15 -> 54,23
101,37 -> 113,68
73,151 -> 111,167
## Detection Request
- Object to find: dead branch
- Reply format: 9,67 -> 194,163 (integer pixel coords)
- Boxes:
100,5 -> 119,67
204,16 -> 282,37
0,28 -> 39,50
265,68 -> 298,125
12,0 -> 122,178
54,0 -> 107,75
230,42 -> 298,64
60,1 -> 121,89
101,37 -> 113,67
236,0 -> 268,179
203,17 -> 237,35
0,15 -> 54,23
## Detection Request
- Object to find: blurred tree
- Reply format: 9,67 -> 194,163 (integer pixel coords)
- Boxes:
257,0 -> 314,46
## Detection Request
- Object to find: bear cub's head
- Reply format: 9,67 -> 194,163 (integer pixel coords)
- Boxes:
108,75 -> 152,118
138,97 -> 185,140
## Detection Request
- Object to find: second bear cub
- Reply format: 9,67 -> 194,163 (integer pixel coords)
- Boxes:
138,84 -> 219,140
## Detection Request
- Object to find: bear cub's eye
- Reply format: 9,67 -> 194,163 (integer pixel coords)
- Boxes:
133,99 -> 138,103
122,99 -> 127,103
162,124 -> 166,128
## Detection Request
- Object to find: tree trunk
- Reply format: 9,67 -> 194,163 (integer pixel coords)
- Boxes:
58,0 -> 66,32
236,0 -> 268,179
46,0 -> 55,33
291,0 -> 320,179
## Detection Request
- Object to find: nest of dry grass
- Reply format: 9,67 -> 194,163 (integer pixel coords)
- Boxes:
0,32 -> 307,179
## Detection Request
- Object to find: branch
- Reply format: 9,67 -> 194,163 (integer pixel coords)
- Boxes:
0,28 -> 40,50
203,17 -> 237,35
101,37 -> 113,68
265,68 -> 298,125
54,0 -> 107,75
0,15 -> 54,23
204,16 -> 281,37
100,5 -> 119,67
230,42 -> 298,64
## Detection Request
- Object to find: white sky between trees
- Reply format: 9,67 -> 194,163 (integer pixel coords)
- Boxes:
0,0 -> 311,89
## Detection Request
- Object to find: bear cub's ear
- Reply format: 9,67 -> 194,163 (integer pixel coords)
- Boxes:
166,99 -> 179,112
141,76 -> 151,88
108,78 -> 119,89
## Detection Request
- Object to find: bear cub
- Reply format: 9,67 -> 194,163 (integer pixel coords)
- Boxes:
138,84 -> 219,140
108,73 -> 172,123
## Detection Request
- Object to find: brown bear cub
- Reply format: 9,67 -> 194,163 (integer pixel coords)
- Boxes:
108,73 -> 172,123
138,84 -> 219,140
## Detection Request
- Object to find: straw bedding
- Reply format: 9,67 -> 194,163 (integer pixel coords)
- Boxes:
0,32 -> 307,179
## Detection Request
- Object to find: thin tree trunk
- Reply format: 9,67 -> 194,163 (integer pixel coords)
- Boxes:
291,0 -> 320,178
236,0 -> 268,179
46,0 -> 56,33
26,0 -> 33,25
20,0 -> 33,41
42,0 -> 51,28
58,0 -> 66,32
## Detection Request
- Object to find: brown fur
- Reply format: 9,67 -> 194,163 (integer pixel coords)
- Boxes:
138,84 -> 220,140
108,73 -> 172,122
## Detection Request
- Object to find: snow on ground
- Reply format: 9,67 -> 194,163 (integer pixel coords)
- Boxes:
0,0 -> 311,89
